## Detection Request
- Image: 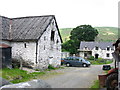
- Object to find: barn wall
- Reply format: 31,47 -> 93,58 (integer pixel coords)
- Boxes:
37,19 -> 61,69
11,41 -> 36,66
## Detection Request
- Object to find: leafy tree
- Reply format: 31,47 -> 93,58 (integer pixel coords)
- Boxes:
62,25 -> 98,54
62,40 -> 78,54
70,25 -> 98,41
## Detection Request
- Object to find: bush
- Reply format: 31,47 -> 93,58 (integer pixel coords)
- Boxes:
48,65 -> 56,70
88,56 -> 94,60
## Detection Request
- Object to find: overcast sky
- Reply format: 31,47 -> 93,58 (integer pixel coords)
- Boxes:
0,0 -> 119,28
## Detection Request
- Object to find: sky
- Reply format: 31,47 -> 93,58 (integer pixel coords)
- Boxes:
0,0 -> 119,28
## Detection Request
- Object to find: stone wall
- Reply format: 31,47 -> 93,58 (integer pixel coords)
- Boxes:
11,41 -> 36,67
37,19 -> 61,69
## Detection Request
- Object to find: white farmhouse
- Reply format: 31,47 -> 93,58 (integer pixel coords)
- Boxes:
0,15 -> 62,69
79,41 -> 115,59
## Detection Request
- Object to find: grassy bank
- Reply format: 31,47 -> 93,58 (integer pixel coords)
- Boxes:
0,67 -> 64,84
0,68 -> 45,83
90,80 -> 99,88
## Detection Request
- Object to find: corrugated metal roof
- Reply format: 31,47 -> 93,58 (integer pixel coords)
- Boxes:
0,15 -> 55,41
80,41 -> 114,50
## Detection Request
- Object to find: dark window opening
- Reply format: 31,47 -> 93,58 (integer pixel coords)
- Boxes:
85,47 -> 87,50
51,31 -> 55,41
106,53 -> 110,57
44,45 -> 45,50
24,43 -> 26,48
56,39 -> 59,43
52,21 -> 54,25
95,54 -> 99,59
84,53 -> 87,57
44,36 -> 46,41
95,46 -> 98,50
107,47 -> 110,51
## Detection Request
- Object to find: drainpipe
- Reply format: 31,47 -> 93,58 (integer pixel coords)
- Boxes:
36,41 -> 38,64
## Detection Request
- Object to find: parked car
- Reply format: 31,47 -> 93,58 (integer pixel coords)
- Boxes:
61,57 -> 91,67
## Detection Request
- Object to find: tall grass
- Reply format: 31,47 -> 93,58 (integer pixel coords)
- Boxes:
0,68 -> 45,83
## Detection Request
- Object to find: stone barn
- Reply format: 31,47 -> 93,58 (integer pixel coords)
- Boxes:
0,15 -> 62,69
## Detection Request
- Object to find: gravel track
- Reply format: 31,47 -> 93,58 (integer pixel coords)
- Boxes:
43,65 -> 105,88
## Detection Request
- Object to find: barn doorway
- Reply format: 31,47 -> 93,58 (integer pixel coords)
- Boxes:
95,54 -> 99,59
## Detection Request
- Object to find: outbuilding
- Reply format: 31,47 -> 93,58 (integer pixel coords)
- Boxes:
1,15 -> 62,69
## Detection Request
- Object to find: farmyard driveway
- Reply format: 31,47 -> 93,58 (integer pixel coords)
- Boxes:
43,65 -> 105,88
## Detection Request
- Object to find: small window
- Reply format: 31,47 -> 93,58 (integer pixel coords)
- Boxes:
95,46 -> 98,50
56,39 -> 59,43
51,31 -> 55,41
44,36 -> 46,41
107,47 -> 110,51
44,45 -> 45,50
85,46 -> 87,50
106,53 -> 110,57
84,53 -> 87,57
24,43 -> 26,48
52,21 -> 54,25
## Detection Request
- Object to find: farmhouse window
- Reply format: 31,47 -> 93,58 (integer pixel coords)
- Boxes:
106,53 -> 110,57
95,46 -> 98,50
84,53 -> 87,57
85,46 -> 87,50
51,31 -> 55,41
107,47 -> 110,51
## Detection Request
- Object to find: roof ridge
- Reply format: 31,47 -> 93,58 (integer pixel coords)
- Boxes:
10,15 -> 55,19
0,15 -> 10,19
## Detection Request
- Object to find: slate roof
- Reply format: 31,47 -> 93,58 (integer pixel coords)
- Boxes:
80,41 -> 114,50
0,15 -> 62,42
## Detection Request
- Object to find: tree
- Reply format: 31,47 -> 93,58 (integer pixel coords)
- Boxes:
70,25 -> 98,41
62,40 -> 78,54
62,25 -> 98,54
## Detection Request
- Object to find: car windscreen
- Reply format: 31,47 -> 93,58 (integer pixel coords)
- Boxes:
79,58 -> 87,62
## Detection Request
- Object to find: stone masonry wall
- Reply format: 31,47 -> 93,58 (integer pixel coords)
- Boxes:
37,19 -> 61,69
11,41 -> 36,66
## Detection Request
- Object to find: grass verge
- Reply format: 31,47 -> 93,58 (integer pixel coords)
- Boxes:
89,59 -> 113,65
90,80 -> 99,88
0,68 -> 45,83
0,67 -> 64,84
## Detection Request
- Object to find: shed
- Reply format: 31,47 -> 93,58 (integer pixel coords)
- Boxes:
0,44 -> 12,68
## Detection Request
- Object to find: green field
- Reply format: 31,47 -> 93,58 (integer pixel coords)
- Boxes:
60,27 -> 118,42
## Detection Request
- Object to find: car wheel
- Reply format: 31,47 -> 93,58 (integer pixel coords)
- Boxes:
66,63 -> 71,67
82,63 -> 87,67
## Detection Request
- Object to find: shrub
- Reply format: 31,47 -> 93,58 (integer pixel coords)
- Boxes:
48,65 -> 56,70
88,56 -> 94,60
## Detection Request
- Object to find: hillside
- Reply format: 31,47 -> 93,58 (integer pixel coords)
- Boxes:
60,27 -> 118,42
